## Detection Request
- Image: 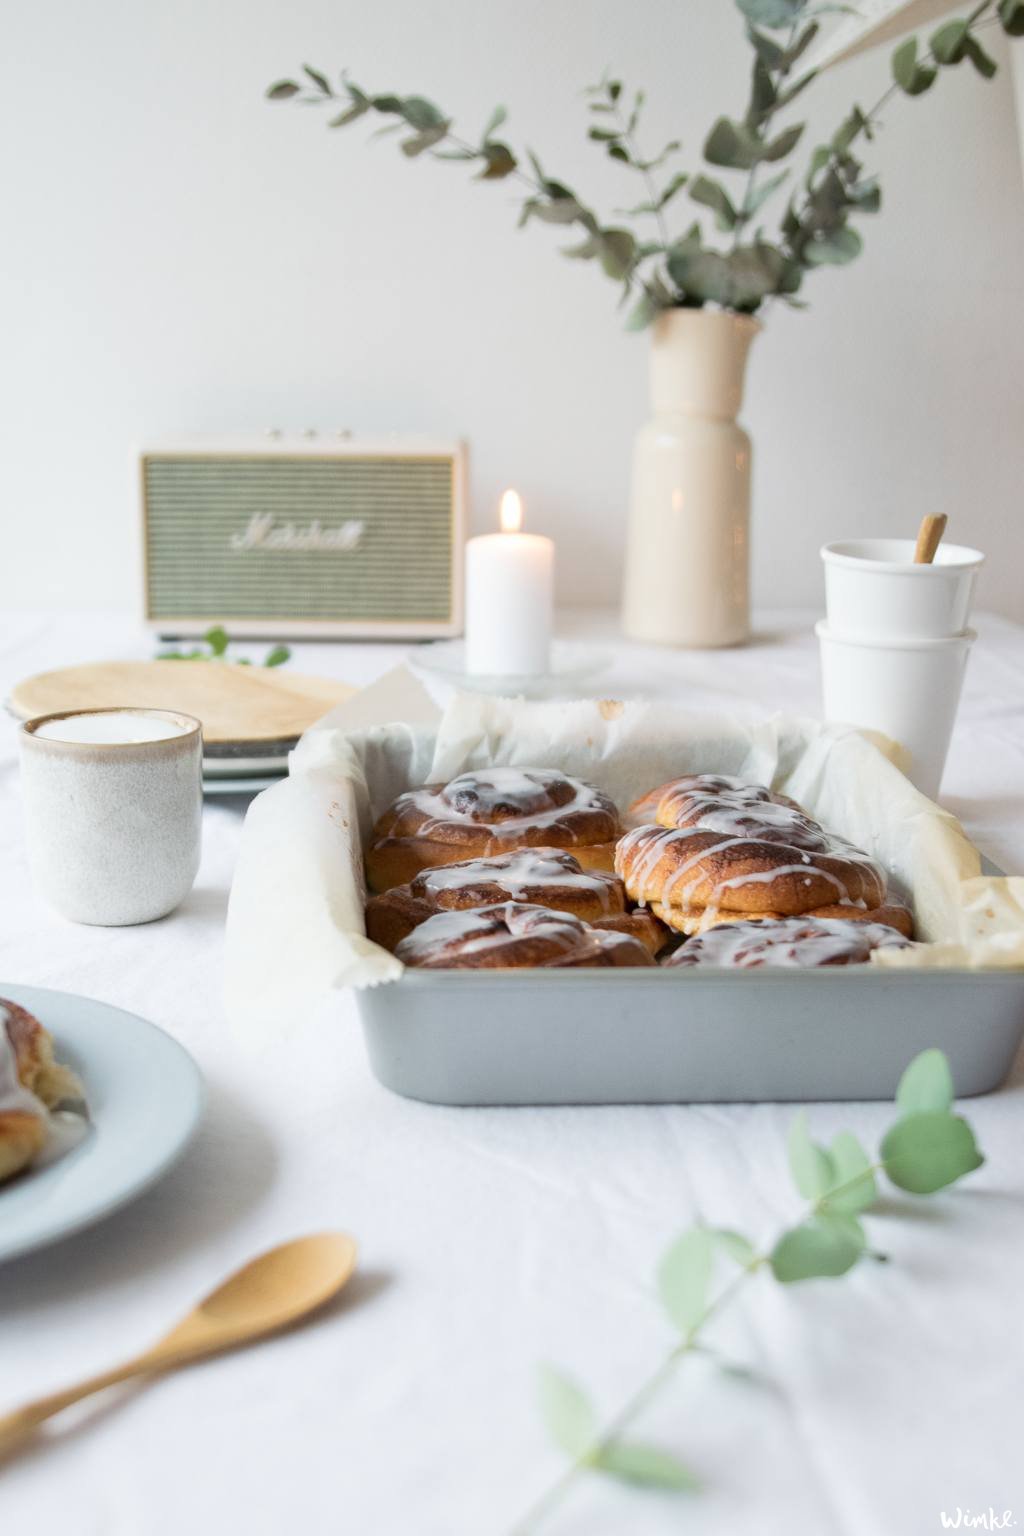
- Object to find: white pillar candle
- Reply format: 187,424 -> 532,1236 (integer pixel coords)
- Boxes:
464,490 -> 554,676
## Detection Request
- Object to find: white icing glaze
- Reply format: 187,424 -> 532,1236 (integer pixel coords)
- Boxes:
666,917 -> 911,969
414,849 -> 618,910
396,901 -> 589,962
0,1005 -> 45,1118
393,769 -> 616,847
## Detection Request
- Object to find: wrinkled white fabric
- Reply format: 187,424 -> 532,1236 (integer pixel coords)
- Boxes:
1,609 -> 1022,1536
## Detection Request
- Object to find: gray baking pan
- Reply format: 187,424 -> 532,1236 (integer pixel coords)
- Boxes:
356,858 -> 1024,1105
357,965 -> 1024,1105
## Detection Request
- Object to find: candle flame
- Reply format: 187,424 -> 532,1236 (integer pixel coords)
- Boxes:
499,489 -> 523,534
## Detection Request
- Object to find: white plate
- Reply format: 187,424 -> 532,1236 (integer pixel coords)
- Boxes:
0,983 -> 203,1263
203,773 -> 284,796
411,639 -> 611,697
203,752 -> 290,776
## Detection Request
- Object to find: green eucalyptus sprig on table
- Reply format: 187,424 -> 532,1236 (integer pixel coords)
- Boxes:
509,1048 -> 984,1535
157,625 -> 290,668
268,0 -> 1021,327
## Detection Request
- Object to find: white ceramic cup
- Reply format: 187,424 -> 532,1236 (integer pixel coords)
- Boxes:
816,621 -> 975,801
821,539 -> 983,640
19,708 -> 203,925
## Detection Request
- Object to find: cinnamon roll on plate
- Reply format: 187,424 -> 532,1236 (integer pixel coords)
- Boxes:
1,998 -> 83,1185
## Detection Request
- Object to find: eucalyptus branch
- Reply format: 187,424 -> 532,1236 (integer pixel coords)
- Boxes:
268,0 -> 1023,326
509,1048 -> 984,1535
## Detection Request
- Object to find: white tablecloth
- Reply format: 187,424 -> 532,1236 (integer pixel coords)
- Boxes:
1,609 -> 1022,1536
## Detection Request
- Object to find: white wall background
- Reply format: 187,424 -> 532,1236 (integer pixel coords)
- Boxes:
3,0 -> 1023,618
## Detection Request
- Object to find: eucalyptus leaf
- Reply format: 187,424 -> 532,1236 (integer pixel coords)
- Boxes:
896,1049 -> 954,1118
1000,0 -> 1024,35
762,122 -> 805,162
264,644 -> 291,668
596,1442 -> 699,1490
823,1132 -> 877,1214
402,125 -> 448,157
787,1110 -> 834,1198
477,143 -> 517,179
747,26 -> 786,68
588,126 -> 620,143
658,1228 -> 714,1335
537,1366 -> 597,1458
743,168 -> 789,217
667,247 -> 733,305
881,1112 -> 984,1194
803,224 -> 862,265
748,56 -> 778,124
204,624 -> 230,657
964,35 -> 997,78
371,93 -> 404,113
302,63 -> 332,95
849,177 -> 881,213
892,38 -> 937,96
401,95 -> 446,129
328,102 -> 369,128
831,104 -> 871,153
704,116 -> 761,170
930,19 -> 969,65
737,0 -> 805,27
770,1215 -> 865,1283
482,105 -> 507,140
690,175 -> 738,231
267,80 -> 301,100
786,20 -> 820,67
713,1228 -> 757,1267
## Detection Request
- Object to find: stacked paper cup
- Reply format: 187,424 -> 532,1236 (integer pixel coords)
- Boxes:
817,534 -> 983,800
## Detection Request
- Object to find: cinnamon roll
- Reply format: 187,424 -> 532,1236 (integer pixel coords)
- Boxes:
394,902 -> 656,970
1,998 -> 83,1185
663,916 -> 913,969
366,768 -> 621,892
618,773 -> 895,935
366,847 -> 667,955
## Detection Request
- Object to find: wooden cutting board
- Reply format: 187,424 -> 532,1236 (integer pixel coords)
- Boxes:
10,661 -> 356,747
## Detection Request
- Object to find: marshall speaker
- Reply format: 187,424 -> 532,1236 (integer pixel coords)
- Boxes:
140,436 -> 467,638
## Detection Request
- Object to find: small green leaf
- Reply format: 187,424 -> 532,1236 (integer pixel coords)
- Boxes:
770,1215 -> 865,1283
787,1111 -> 834,1199
689,175 -> 738,231
737,0 -> 804,27
892,38 -> 937,95
371,94 -> 404,114
266,80 -> 301,100
400,95 -> 445,129
658,1228 -> 714,1335
537,1366 -> 596,1458
881,1113 -> 984,1194
477,143 -> 517,180
595,1442 -> 698,1490
743,168 -> 789,218
832,105 -> 870,154
803,225 -> 862,265
896,1050 -> 954,1118
823,1132 -> 877,1214
762,122 -> 805,162
596,228 -> 637,281
1000,0 -> 1024,36
588,126 -> 620,144
482,105 -> 507,140
713,1229 -> 757,1267
930,19 -> 969,64
963,35 -> 997,78
402,125 -> 448,157
204,624 -> 230,657
302,63 -> 332,95
328,102 -> 369,128
704,116 -> 761,170
263,644 -> 291,668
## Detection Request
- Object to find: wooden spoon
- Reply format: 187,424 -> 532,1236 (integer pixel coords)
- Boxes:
913,513 -> 948,564
0,1232 -> 357,1451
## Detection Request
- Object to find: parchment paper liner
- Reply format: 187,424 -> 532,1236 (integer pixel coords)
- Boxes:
225,667 -> 1024,1041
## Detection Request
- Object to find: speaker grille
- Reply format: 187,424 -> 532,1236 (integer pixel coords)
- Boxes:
143,454 -> 456,624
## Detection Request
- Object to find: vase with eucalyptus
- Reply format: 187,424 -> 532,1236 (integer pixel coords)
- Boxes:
270,0 -> 1022,647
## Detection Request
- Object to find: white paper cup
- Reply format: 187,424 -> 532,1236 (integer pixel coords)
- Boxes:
19,708 -> 203,925
821,539 -> 983,640
816,621 -> 975,801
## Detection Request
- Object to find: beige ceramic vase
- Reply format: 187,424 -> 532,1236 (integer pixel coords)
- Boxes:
621,307 -> 760,648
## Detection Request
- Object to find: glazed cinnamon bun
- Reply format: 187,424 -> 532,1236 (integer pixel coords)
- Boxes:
366,847 -> 666,955
394,902 -> 656,970
366,768 -> 621,892
663,916 -> 913,969
1,998 -> 83,1185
